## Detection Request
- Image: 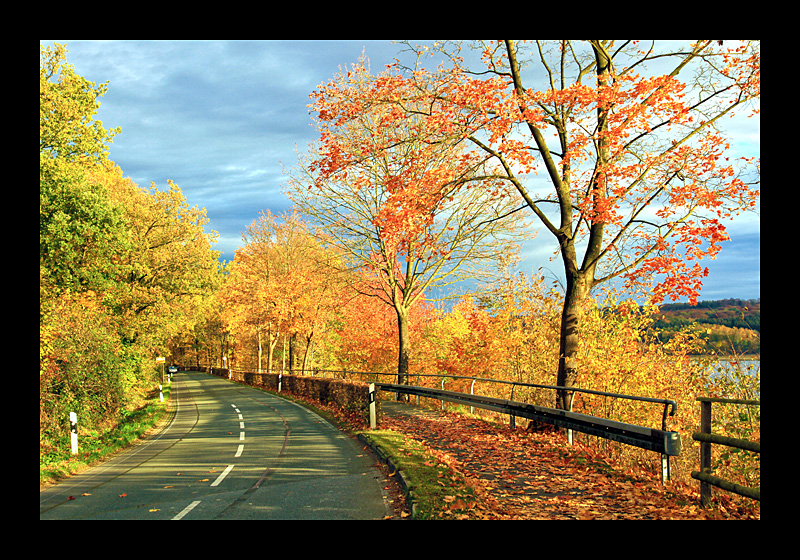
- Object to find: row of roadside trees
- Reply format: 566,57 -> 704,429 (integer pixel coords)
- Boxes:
40,44 -> 221,439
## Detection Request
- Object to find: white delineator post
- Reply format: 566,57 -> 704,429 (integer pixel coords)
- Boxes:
69,411 -> 78,455
369,384 -> 376,430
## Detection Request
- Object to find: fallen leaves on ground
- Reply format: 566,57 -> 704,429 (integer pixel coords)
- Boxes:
383,407 -> 759,520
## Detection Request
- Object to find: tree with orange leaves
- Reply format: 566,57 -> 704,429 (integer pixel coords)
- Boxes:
292,60 -> 530,392
307,40 -> 759,409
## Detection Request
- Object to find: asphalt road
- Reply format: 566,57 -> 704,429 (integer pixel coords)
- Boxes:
40,371 -> 394,520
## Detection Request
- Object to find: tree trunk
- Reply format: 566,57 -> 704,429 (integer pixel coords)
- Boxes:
302,334 -> 314,373
554,41 -> 608,411
395,304 -> 410,402
556,270 -> 592,410
289,332 -> 299,373
257,326 -> 263,372
267,328 -> 278,374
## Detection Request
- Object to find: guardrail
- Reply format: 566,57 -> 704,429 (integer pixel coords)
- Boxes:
372,378 -> 681,484
691,397 -> 760,506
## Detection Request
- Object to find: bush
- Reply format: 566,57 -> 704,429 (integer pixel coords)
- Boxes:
40,292 -> 158,437
223,369 -> 377,425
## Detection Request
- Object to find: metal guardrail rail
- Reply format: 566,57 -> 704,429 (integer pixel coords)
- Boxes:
376,382 -> 681,457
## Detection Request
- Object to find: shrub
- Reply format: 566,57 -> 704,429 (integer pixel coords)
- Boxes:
224,370 -> 377,425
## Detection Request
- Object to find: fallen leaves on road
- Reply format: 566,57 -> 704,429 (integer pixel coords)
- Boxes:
383,407 -> 759,520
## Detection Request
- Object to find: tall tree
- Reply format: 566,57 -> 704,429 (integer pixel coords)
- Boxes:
89,163 -> 221,347
221,211 -> 341,373
309,40 -> 760,409
40,43 -> 124,295
293,61 -> 530,390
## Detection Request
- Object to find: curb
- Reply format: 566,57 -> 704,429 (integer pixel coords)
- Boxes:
358,432 -> 419,519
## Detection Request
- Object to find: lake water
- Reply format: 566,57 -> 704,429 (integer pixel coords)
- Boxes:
703,359 -> 760,399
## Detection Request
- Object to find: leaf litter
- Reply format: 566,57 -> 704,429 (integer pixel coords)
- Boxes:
382,406 -> 759,520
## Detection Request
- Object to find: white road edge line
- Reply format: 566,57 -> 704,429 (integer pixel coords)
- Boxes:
210,464 -> 235,487
172,500 -> 201,520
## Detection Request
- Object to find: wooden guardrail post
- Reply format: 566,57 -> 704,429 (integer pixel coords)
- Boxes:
698,400 -> 712,506
691,397 -> 760,506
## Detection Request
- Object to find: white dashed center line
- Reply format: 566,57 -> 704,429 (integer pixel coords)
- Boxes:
172,500 -> 201,520
174,403 -> 247,519
210,464 -> 234,487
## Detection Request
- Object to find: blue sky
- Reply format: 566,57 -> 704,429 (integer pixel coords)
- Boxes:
41,40 -> 760,303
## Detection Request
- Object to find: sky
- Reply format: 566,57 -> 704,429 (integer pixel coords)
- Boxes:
41,40 -> 760,303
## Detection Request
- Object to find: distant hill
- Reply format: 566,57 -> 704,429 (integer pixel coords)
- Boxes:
650,298 -> 760,355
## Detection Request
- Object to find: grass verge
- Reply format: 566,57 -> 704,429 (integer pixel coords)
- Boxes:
39,383 -> 172,487
358,429 -> 480,519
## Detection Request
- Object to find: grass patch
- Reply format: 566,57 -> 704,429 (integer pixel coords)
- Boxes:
39,383 -> 172,486
360,429 -> 479,519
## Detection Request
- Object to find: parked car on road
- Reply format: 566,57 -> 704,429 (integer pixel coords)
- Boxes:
168,364 -> 178,374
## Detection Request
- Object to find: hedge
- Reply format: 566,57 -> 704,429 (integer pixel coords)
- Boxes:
207,368 -> 380,425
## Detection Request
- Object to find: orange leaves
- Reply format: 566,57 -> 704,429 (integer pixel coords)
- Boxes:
428,273 -> 560,389
301,41 -> 759,399
383,404 -> 754,519
329,276 -> 435,373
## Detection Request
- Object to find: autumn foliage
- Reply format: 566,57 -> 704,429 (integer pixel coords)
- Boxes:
40,44 -> 221,439
303,40 -> 760,409
41,40 -> 758,513
219,211 -> 343,373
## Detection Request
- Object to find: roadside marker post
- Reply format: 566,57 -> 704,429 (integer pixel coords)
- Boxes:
69,411 -> 78,455
156,356 -> 165,384
159,384 -> 163,402
369,384 -> 376,430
